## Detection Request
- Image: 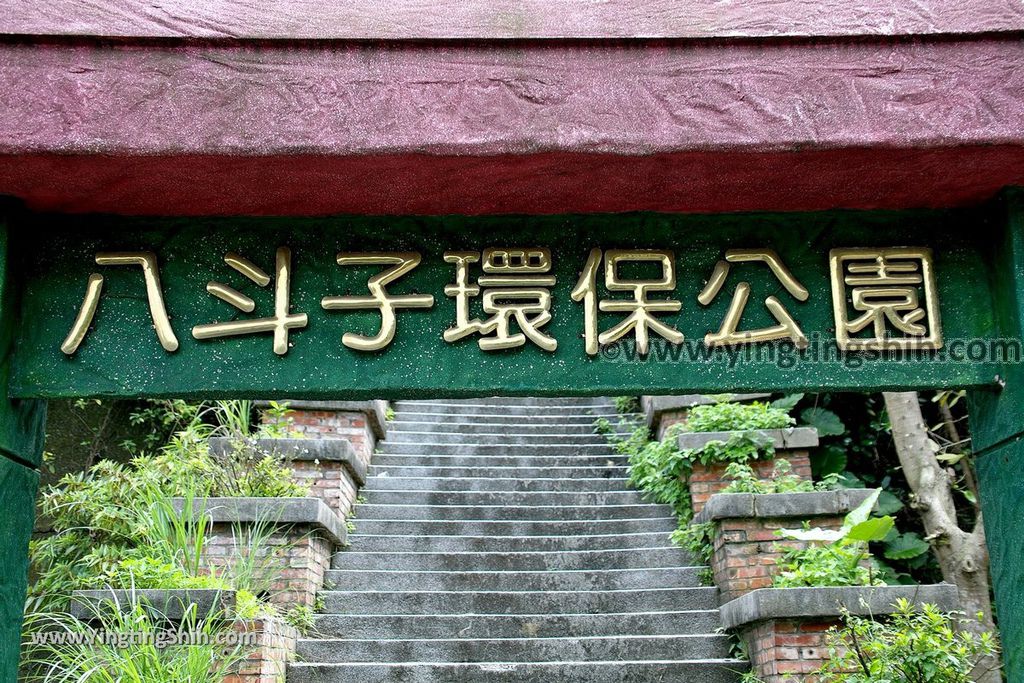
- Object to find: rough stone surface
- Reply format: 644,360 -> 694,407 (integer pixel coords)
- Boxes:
172,497 -> 346,547
69,589 -> 235,621
720,584 -> 961,630
678,427 -> 819,452
694,489 -> 876,525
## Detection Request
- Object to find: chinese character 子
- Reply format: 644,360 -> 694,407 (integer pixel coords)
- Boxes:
698,249 -> 809,348
829,247 -> 942,351
443,248 -> 557,351
61,252 -> 179,355
192,248 -> 308,355
571,248 -> 684,356
321,252 -> 435,351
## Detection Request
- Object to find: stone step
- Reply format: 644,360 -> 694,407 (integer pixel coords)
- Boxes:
393,411 -> 626,428
350,518 -> 678,537
367,464 -> 629,479
295,633 -> 731,664
396,397 -> 614,408
386,431 -> 617,445
391,417 -> 630,428
325,567 -> 702,591
362,490 -> 647,506
311,610 -> 722,639
332,547 -> 691,571
288,660 -> 747,683
320,587 -> 719,614
344,532 -> 674,553
361,476 -> 633,492
370,454 -> 626,468
354,504 -> 672,521
393,404 -> 624,418
376,443 -> 620,456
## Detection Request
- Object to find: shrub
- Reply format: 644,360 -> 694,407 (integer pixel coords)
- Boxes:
681,401 -> 794,433
816,599 -> 999,682
721,459 -> 839,494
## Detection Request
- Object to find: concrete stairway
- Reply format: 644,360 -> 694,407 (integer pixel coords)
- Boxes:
288,397 -> 747,682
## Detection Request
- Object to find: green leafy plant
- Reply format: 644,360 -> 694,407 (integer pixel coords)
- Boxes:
721,460 -> 839,495
614,396 -> 641,414
816,599 -> 999,682
21,596 -> 246,683
773,490 -> 892,588
681,401 -> 794,433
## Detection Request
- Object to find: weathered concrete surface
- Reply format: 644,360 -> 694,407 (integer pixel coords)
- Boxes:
693,489 -> 876,525
171,496 -> 346,545
3,0 -> 1022,39
208,436 -> 365,485
69,588 -> 235,621
720,584 -> 960,630
678,427 -> 819,452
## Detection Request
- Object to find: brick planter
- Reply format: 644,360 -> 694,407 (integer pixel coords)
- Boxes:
679,427 -> 819,515
209,437 -> 367,519
721,585 -> 960,682
174,497 -> 345,608
642,394 -> 770,441
226,617 -> 300,683
258,400 -> 388,466
692,489 -> 875,603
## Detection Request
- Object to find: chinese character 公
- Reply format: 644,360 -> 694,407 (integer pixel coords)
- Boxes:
192,248 -> 308,355
698,249 -> 809,348
571,248 -> 684,356
321,252 -> 434,351
829,247 -> 942,350
61,252 -> 179,355
443,248 -> 557,351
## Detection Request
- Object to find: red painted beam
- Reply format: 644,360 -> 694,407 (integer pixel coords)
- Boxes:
1,38 -> 1022,215
2,147 -> 1021,216
2,0 -> 1023,39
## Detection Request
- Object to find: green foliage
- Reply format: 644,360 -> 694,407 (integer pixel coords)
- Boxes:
720,459 -> 839,495
816,599 -> 999,682
385,407 -> 396,421
681,401 -> 794,433
671,521 -> 714,568
614,396 -> 641,414
773,490 -> 892,588
21,598 -> 246,683
285,604 -> 317,634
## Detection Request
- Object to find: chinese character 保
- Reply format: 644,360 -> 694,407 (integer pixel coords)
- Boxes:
571,248 -> 684,356
830,247 -> 942,351
61,252 -> 179,355
321,252 -> 435,351
697,249 -> 809,349
192,248 -> 308,355
443,248 -> 557,352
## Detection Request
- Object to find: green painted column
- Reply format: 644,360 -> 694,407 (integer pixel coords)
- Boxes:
0,204 -> 47,683
968,189 -> 1024,682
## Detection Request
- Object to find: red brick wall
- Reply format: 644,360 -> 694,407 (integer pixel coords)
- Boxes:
689,452 -> 812,515
203,524 -> 332,608
262,408 -> 377,467
289,459 -> 360,519
655,409 -> 690,441
225,618 -> 299,683
710,512 -> 843,603
744,618 -> 844,682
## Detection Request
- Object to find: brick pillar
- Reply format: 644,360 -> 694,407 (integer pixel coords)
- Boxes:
259,400 -> 387,471
744,618 -> 838,682
226,618 -> 300,683
688,454 -> 813,516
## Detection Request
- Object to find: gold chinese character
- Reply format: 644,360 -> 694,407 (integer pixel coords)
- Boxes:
829,247 -> 942,350
192,248 -> 308,355
321,252 -> 435,351
443,248 -> 557,351
698,249 -> 809,348
61,252 -> 179,355
571,248 -> 684,356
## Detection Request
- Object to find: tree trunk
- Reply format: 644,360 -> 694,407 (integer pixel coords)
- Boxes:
882,391 -> 999,682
